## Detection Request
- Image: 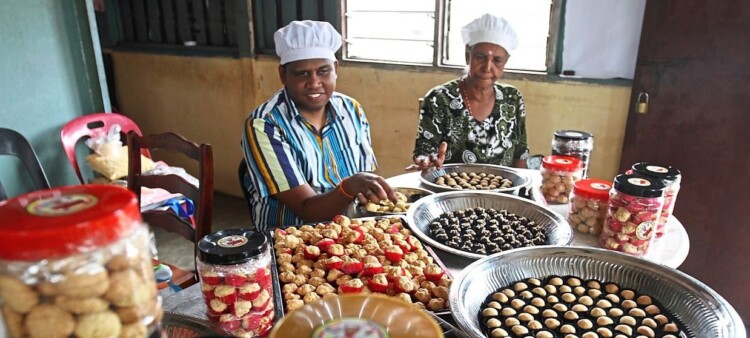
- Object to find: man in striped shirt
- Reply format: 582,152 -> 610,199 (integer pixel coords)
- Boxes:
241,21 -> 396,231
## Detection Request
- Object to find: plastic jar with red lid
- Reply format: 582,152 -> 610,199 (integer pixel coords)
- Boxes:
568,179 -> 612,235
540,155 -> 583,204
197,229 -> 274,337
629,162 -> 682,237
599,174 -> 666,257
0,185 -> 162,338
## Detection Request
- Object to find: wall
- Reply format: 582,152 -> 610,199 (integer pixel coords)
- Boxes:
0,0 -> 106,196
111,53 -> 631,197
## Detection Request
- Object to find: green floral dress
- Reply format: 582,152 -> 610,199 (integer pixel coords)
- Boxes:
413,79 -> 528,166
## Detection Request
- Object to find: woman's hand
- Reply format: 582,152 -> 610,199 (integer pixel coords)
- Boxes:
405,141 -> 448,171
340,173 -> 398,205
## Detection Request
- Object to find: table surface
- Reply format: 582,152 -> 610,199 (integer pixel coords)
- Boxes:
163,168 -> 691,329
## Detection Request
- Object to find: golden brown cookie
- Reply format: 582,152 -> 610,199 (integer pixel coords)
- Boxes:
115,297 -> 156,324
55,295 -> 110,315
0,274 -> 39,314
119,321 -> 148,338
106,269 -> 151,307
56,269 -> 110,298
36,280 -> 58,296
1,304 -> 24,338
24,304 -> 75,338
106,254 -> 140,271
74,310 -> 122,338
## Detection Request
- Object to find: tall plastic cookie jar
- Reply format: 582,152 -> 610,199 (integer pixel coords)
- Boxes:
600,174 -> 665,257
551,130 -> 594,178
197,229 -> 274,337
540,155 -> 583,204
568,179 -> 612,236
0,185 -> 162,338
629,162 -> 682,237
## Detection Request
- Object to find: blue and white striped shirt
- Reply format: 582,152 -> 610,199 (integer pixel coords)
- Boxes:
241,89 -> 377,230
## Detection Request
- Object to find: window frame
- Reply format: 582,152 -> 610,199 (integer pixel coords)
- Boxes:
340,0 -> 566,75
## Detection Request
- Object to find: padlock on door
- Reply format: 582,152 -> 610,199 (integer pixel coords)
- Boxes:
636,92 -> 650,114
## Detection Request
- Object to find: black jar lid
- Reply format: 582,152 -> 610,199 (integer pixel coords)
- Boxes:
613,173 -> 666,198
554,130 -> 593,140
198,229 -> 268,265
631,162 -> 682,183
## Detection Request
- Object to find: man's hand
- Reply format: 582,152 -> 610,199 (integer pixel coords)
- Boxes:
340,172 -> 398,205
405,141 -> 448,171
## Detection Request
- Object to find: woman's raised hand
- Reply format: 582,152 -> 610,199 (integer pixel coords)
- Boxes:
405,141 -> 448,172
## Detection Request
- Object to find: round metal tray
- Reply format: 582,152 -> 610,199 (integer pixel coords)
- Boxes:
405,191 -> 572,259
449,246 -> 746,338
161,311 -> 223,337
419,163 -> 532,195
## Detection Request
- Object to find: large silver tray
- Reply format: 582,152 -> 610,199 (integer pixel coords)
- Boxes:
449,246 -> 746,338
405,191 -> 572,259
419,163 -> 532,195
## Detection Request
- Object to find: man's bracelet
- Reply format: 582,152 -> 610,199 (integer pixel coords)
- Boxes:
337,180 -> 355,199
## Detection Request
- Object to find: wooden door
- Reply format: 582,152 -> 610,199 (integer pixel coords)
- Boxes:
620,0 -> 750,321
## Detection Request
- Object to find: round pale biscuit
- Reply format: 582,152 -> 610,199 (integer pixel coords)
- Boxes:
106,269 -> 151,307
1,305 -> 24,338
116,297 -> 156,324
56,269 -> 109,298
55,296 -> 109,315
74,310 -> 122,338
0,275 -> 39,314
24,304 -> 75,338
119,321 -> 148,338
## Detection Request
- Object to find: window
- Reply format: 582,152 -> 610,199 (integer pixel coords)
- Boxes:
343,0 -> 559,72
101,0 -> 252,55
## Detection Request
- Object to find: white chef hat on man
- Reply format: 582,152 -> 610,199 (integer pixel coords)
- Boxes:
274,20 -> 342,65
461,14 -> 519,53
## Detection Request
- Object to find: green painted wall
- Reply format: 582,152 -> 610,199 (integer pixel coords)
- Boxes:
0,0 -> 107,198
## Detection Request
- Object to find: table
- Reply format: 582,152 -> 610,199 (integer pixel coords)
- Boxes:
385,170 -> 690,271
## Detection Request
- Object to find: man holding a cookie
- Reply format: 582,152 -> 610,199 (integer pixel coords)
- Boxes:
241,20 -> 397,231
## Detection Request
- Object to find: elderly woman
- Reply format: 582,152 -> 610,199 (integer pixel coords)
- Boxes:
409,14 -> 528,170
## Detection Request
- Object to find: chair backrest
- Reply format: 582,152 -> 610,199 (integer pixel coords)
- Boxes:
127,131 -> 214,261
0,128 -> 51,201
61,113 -> 150,183
237,160 -> 255,222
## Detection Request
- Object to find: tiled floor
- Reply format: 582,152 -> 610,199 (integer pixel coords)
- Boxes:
153,192 -> 251,269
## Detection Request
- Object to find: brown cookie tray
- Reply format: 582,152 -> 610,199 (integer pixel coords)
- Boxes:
267,215 -> 455,318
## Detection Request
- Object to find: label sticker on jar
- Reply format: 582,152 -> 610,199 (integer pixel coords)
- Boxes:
646,165 -> 669,174
218,235 -> 248,248
564,131 -> 584,137
26,193 -> 98,216
627,178 -> 651,187
636,221 -> 655,240
554,158 -> 573,165
590,182 -> 611,190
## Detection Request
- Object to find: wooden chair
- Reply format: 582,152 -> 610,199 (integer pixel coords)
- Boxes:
126,131 -> 214,288
0,128 -> 50,201
61,113 -> 150,183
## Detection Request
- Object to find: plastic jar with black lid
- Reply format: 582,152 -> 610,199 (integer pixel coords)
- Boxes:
600,174 -> 666,257
0,185 -> 162,338
197,229 -> 274,337
552,130 -> 594,178
629,162 -> 682,237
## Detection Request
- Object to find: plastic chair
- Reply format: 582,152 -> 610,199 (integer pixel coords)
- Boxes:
0,128 -> 50,201
127,131 -> 214,282
61,113 -> 150,184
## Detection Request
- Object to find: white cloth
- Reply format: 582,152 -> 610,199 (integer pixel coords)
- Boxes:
562,0 -> 646,79
461,13 -> 519,52
274,20 -> 342,64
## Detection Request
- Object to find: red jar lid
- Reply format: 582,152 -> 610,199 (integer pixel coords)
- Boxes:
0,185 -> 141,261
573,179 -> 612,201
542,155 -> 582,172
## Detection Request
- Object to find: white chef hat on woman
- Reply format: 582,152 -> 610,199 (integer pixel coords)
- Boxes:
461,14 -> 519,52
274,20 -> 342,65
